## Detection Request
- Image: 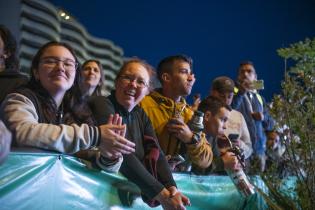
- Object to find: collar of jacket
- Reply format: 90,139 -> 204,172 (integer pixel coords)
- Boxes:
149,88 -> 188,109
234,87 -> 263,106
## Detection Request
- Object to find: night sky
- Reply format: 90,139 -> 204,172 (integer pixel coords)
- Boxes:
49,0 -> 315,102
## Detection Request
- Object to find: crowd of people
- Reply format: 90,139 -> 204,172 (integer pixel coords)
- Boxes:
0,24 -> 287,209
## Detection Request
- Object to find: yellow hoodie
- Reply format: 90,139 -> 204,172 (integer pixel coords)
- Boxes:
140,90 -> 213,169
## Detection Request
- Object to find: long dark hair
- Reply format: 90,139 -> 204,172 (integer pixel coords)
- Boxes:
0,25 -> 19,71
27,41 -> 95,125
80,59 -> 106,96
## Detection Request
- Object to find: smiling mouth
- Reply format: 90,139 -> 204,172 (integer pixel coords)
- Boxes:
51,74 -> 67,80
125,89 -> 136,97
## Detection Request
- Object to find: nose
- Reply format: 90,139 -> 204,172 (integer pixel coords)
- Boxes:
88,70 -> 94,75
56,61 -> 66,71
222,122 -> 227,130
188,73 -> 194,81
128,79 -> 138,88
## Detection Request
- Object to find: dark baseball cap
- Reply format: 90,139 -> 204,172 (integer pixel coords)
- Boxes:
211,76 -> 235,93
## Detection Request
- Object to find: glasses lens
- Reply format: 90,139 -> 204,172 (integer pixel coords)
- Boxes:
120,75 -> 148,89
41,57 -> 77,70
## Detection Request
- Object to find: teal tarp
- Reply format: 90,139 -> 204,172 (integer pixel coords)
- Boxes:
0,151 -> 267,210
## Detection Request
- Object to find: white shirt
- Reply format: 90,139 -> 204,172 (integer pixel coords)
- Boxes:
224,109 -> 253,159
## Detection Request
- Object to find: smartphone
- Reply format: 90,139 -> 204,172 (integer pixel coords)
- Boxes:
251,80 -> 264,90
228,134 -> 239,143
168,154 -> 185,164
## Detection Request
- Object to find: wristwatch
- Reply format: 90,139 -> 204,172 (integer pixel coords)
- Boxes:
187,132 -> 201,145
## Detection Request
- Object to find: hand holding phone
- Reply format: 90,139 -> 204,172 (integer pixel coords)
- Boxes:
250,80 -> 264,90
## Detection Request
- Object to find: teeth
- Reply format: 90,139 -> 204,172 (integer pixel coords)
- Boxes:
125,90 -> 136,96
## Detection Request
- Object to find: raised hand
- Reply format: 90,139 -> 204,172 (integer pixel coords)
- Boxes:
108,114 -> 126,136
167,118 -> 193,144
98,114 -> 134,159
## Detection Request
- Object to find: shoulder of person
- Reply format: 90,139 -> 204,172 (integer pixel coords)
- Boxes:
0,70 -> 29,79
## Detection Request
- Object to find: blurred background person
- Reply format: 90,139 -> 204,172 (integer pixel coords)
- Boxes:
76,59 -> 106,161
232,61 -> 274,173
0,25 -> 28,103
79,59 -> 106,98
265,130 -> 287,177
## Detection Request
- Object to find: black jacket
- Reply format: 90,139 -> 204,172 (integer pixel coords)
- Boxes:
89,92 -> 176,199
0,70 -> 28,103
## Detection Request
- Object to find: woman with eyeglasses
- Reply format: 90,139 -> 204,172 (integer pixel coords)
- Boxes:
88,58 -> 190,210
0,41 -> 135,172
79,59 -> 106,98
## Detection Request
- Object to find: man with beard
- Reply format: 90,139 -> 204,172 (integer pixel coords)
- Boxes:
232,61 -> 274,173
140,55 -> 212,171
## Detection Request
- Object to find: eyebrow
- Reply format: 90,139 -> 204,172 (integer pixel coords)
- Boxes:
123,74 -> 147,81
41,56 -> 75,62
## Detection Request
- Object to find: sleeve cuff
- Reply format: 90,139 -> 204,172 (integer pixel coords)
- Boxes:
96,126 -> 101,146
96,153 -> 123,173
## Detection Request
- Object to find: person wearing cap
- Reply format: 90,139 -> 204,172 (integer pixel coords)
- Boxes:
210,76 -> 252,161
231,61 -> 275,173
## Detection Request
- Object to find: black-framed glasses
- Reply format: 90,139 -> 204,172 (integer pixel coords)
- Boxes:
40,57 -> 78,71
119,74 -> 149,89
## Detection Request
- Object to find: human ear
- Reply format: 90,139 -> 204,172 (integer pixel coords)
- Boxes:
204,111 -> 212,122
144,87 -> 150,95
161,73 -> 171,82
32,68 -> 39,80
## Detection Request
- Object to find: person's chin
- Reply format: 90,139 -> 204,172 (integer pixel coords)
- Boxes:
51,80 -> 70,88
184,89 -> 192,96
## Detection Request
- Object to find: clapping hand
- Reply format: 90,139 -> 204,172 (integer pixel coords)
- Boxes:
99,114 -> 135,159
